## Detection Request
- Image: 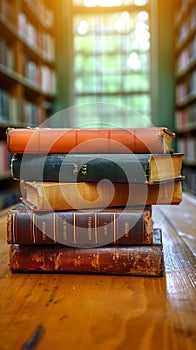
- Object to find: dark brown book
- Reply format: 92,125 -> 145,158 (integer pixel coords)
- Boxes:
9,228 -> 163,276
7,204 -> 153,247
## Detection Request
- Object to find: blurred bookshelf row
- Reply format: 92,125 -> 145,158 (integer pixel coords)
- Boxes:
175,0 -> 196,195
0,0 -> 56,209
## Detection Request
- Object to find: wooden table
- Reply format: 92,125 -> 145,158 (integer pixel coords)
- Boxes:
0,193 -> 196,350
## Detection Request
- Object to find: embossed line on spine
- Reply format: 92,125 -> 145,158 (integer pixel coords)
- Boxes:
32,212 -> 36,243
133,128 -> 136,153
108,129 -> 111,152
37,129 -> 41,153
114,213 -> 117,243
95,213 -> 98,244
74,213 -> 76,244
53,213 -> 56,243
13,213 -> 16,244
75,129 -> 79,152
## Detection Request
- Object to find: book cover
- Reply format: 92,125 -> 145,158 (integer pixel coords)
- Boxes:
20,180 -> 182,210
6,127 -> 175,154
7,204 -> 153,246
11,153 -> 183,184
9,228 -> 163,276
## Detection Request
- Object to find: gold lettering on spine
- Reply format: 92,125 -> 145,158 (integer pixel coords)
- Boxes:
88,216 -> 93,241
62,219 -> 67,241
124,222 -> 129,237
74,213 -> 76,244
103,222 -> 108,235
114,213 -> 117,243
41,221 -> 47,241
163,184 -> 169,199
32,213 -> 36,244
81,164 -> 87,175
73,163 -> 78,175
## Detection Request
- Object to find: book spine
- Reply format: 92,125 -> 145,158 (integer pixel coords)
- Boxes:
21,180 -> 182,210
11,153 -> 151,183
9,240 -> 163,277
7,210 -> 153,246
7,128 -> 173,154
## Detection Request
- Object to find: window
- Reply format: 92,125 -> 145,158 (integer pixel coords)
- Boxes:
72,0 -> 151,127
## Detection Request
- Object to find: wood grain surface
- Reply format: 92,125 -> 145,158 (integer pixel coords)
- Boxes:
0,193 -> 195,350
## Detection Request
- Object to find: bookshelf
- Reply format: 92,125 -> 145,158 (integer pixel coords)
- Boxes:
0,0 -> 56,209
175,0 -> 196,195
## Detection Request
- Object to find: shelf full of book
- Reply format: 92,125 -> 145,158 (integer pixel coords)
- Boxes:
175,0 -> 196,195
0,0 -> 57,209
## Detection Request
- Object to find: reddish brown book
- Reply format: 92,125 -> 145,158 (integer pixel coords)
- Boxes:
9,228 -> 163,276
21,180 -> 182,210
6,127 -> 175,154
7,204 -> 153,246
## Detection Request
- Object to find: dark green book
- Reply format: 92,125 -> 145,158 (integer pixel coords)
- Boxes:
11,153 -> 183,184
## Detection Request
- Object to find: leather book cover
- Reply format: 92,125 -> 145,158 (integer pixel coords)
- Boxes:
20,180 -> 182,210
7,204 -> 153,246
7,127 -> 175,154
9,228 -> 163,276
11,153 -> 183,184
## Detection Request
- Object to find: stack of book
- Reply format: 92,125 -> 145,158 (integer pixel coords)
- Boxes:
6,127 -> 183,276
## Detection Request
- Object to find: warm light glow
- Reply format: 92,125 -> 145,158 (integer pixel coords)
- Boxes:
99,0 -> 123,6
77,0 -> 149,7
134,0 -> 148,5
133,27 -> 150,50
84,0 -> 123,7
127,52 -> 141,70
137,11 -> 149,22
133,13 -> 150,51
84,0 -> 96,6
113,11 -> 130,32
78,20 -> 89,34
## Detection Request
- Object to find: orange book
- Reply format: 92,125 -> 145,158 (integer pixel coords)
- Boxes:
6,127 -> 175,154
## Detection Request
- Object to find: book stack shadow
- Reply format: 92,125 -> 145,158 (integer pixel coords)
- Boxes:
6,127 -> 183,276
